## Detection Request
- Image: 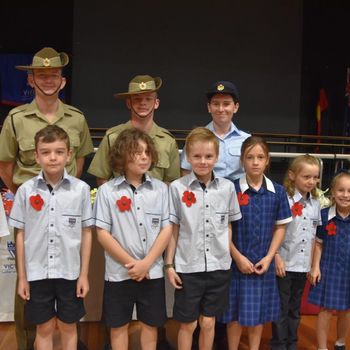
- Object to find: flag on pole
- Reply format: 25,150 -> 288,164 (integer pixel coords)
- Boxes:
316,88 -> 328,137
344,67 -> 350,137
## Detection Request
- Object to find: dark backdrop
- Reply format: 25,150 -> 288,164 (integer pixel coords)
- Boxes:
71,0 -> 303,133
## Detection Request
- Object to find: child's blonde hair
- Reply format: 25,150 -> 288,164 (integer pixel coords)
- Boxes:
185,127 -> 219,157
330,170 -> 350,206
283,154 -> 320,197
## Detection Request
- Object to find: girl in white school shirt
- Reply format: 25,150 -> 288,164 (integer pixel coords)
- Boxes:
271,154 -> 321,350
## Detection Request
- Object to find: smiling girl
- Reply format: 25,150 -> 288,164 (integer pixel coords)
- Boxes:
309,170 -> 350,350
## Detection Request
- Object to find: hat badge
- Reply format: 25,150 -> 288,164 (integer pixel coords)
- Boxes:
217,84 -> 225,91
43,58 -> 51,67
139,82 -> 146,90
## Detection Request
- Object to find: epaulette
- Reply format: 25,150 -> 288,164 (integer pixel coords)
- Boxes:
156,126 -> 176,139
9,105 -> 30,137
64,104 -> 84,115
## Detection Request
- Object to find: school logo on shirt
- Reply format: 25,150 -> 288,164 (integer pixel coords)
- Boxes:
68,217 -> 77,227
151,217 -> 160,229
7,241 -> 15,259
220,215 -> 225,224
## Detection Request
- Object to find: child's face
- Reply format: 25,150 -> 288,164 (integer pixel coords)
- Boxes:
125,140 -> 152,178
35,139 -> 71,178
126,92 -> 159,119
289,164 -> 319,197
332,176 -> 350,213
28,68 -> 66,97
242,144 -> 269,178
187,141 -> 218,181
207,94 -> 239,126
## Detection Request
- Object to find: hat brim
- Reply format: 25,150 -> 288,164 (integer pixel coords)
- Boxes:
15,52 -> 69,71
114,77 -> 162,99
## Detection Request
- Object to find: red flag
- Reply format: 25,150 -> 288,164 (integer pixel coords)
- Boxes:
316,88 -> 328,137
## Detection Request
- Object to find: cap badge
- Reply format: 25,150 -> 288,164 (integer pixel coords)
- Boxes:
217,84 -> 225,91
43,58 -> 51,67
139,82 -> 146,90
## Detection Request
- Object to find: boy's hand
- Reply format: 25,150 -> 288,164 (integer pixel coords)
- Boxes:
254,256 -> 272,275
76,275 -> 89,298
308,266 -> 321,286
275,254 -> 286,277
125,260 -> 150,282
166,268 -> 182,289
18,277 -> 30,301
235,254 -> 255,274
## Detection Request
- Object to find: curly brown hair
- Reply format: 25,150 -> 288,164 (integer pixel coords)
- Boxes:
109,128 -> 158,175
283,154 -> 320,198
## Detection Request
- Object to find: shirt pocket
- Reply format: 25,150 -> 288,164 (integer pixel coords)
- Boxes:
215,211 -> 229,228
66,132 -> 81,162
18,139 -> 36,166
145,212 -> 162,240
310,217 -> 319,237
61,214 -> 82,238
228,145 -> 241,157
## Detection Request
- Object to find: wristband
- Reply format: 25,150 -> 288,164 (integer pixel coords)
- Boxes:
163,263 -> 175,271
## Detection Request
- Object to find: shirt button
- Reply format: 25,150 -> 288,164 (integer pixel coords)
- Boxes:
50,256 -> 53,258
139,223 -> 142,226
51,208 -> 54,211
301,249 -> 304,252
206,219 -> 209,223
206,248 -> 209,251
137,207 -> 140,210
206,234 -> 209,237
135,191 -> 138,195
52,192 -> 55,196
143,238 -> 146,242
50,224 -> 54,227
206,205 -> 209,208
50,240 -> 53,243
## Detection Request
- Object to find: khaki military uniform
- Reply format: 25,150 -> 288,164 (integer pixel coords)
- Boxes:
0,99 -> 93,350
88,120 -> 180,182
0,99 -> 94,186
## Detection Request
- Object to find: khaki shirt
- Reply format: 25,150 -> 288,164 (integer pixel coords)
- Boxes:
0,100 -> 94,185
88,121 -> 180,182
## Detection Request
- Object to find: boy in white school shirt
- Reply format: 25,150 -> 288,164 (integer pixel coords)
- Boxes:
93,127 -> 172,350
165,127 -> 242,350
9,125 -> 93,350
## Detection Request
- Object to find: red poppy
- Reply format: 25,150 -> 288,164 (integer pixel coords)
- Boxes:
116,196 -> 132,212
182,190 -> 196,207
29,194 -> 44,211
326,221 -> 336,236
291,202 -> 303,217
237,192 -> 249,206
3,200 -> 13,216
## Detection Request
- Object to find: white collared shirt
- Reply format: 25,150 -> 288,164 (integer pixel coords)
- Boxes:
169,172 -> 242,273
279,190 -> 321,272
93,174 -> 170,282
9,170 -> 93,281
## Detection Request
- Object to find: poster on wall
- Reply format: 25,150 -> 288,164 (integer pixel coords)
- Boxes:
0,226 -> 16,321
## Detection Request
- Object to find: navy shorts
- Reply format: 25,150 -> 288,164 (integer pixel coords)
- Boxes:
173,270 -> 231,323
103,278 -> 167,328
26,278 -> 85,325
